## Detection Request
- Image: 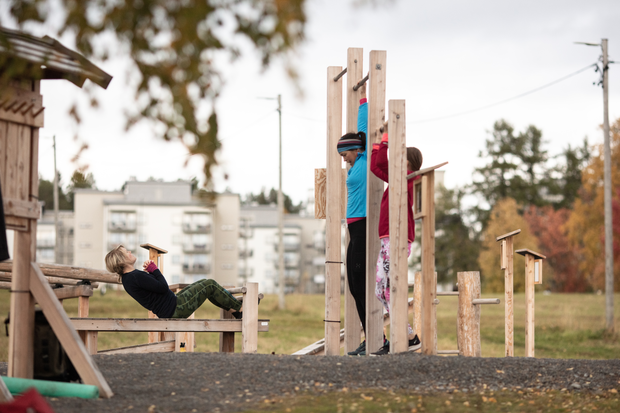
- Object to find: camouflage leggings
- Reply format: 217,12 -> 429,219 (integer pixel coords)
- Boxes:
171,279 -> 242,319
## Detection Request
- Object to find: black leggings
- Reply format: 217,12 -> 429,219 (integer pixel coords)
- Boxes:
346,218 -> 367,335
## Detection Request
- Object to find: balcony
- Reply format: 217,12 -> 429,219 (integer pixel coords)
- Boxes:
182,223 -> 212,234
108,221 -> 137,232
182,263 -> 211,274
182,243 -> 212,254
273,241 -> 300,252
238,267 -> 254,278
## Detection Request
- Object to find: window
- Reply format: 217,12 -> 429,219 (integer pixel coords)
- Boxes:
182,213 -> 210,232
109,211 -> 137,231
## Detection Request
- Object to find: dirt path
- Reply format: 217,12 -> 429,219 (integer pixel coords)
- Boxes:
2,353 -> 619,412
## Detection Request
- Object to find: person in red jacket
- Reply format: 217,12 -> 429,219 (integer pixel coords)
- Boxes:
369,122 -> 423,356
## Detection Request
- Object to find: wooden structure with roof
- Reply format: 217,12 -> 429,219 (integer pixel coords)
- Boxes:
0,27 -> 113,398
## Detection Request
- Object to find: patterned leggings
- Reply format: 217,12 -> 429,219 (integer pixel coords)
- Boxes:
171,279 -> 242,319
375,237 -> 414,336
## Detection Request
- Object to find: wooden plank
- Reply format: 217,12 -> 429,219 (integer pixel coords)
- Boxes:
314,168 -> 327,219
387,99 -> 408,354
366,50 -> 387,355
406,161 -> 449,181
140,243 -> 168,254
16,124 -> 31,203
5,123 -> 18,200
457,271 -> 481,357
0,261 -> 121,284
242,282 -> 259,353
0,120 -> 7,191
29,263 -> 113,398
219,308 -> 235,353
70,317 -> 270,333
325,65 -> 343,356
412,272 -> 422,340
496,229 -> 521,241
0,272 -> 99,287
0,281 -> 10,289
98,340 -> 175,355
2,198 -> 41,219
0,375 -> 13,402
504,236 -> 515,357
524,253 -> 535,357
421,171 -> 437,355
8,230 -> 34,378
344,47 -> 363,353
53,285 -> 93,300
516,248 -> 546,260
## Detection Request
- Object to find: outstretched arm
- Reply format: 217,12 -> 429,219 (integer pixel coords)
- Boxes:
357,83 -> 368,138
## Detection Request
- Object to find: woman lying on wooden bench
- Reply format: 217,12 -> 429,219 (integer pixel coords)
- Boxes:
105,245 -> 243,319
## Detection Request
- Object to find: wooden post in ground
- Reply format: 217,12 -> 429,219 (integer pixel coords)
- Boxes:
241,282 -> 259,353
141,243 -> 169,343
325,66 -> 343,355
420,172 -> 437,355
516,249 -> 545,358
365,50 -> 387,355
343,47 -> 363,353
457,271 -> 481,357
496,229 -> 520,357
387,99 -> 408,354
412,272 -> 422,339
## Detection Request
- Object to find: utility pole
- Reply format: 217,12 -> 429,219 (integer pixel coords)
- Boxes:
258,94 -> 285,310
277,94 -> 285,311
52,135 -> 59,264
576,38 -> 614,332
602,39 -> 614,333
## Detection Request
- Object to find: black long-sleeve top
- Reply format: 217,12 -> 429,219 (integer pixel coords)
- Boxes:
121,269 -> 177,318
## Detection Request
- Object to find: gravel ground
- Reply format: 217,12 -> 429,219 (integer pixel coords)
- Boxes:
2,353 -> 620,412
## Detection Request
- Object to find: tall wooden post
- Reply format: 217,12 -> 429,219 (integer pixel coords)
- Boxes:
421,172 -> 436,355
496,229 -> 520,357
325,66 -> 343,355
344,48 -> 363,353
366,50 -> 387,354
457,271 -> 481,357
516,248 -> 545,358
388,99 -> 408,353
141,244 -> 169,343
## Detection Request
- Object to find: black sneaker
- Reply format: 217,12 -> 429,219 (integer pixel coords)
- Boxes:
370,339 -> 390,356
408,335 -> 421,351
232,311 -> 243,319
347,340 -> 366,356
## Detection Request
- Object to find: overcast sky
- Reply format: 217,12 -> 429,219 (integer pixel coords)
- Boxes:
24,0 -> 620,204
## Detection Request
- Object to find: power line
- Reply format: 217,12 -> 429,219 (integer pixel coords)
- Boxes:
408,62 -> 598,124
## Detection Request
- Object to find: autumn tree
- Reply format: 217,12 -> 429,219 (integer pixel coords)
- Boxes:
3,0 -> 307,185
478,197 -> 541,293
565,118 -> 620,291
523,206 -> 582,292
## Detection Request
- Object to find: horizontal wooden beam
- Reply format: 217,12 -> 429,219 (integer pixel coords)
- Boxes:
3,198 -> 40,220
472,298 -> 500,305
496,229 -> 521,241
140,243 -> 168,254
0,261 -> 120,284
0,271 -> 99,287
53,285 -> 93,300
406,161 -> 448,180
70,318 -> 270,333
437,291 -> 459,296
515,249 -> 546,260
98,340 -> 175,355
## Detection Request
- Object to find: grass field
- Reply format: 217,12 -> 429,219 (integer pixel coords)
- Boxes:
1,289 -> 619,361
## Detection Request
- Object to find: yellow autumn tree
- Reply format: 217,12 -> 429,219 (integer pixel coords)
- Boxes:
478,198 -> 543,293
565,117 -> 620,291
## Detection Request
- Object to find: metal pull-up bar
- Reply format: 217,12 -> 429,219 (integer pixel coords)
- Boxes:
352,73 -> 369,91
333,67 -> 347,82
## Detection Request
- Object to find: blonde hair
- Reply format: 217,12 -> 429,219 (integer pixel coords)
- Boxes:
105,244 -> 127,277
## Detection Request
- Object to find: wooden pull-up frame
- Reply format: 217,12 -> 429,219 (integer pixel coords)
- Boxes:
496,229 -> 521,357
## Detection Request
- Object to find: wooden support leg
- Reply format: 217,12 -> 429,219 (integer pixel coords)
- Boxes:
457,272 -> 481,357
325,65 -> 343,356
29,263 -> 113,398
8,230 -> 35,378
219,308 -> 235,353
525,254 -> 535,357
413,272 -> 422,340
505,237 -> 514,357
241,283 -> 258,353
388,99 -> 408,354
421,172 -> 437,356
366,50 -> 387,355
344,47 -> 364,353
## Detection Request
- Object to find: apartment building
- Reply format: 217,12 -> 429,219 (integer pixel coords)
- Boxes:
73,180 -> 240,286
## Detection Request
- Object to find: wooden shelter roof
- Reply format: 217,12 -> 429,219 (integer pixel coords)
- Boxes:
0,26 -> 112,89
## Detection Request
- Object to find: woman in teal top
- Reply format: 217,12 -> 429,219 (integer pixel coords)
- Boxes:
337,84 -> 369,355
